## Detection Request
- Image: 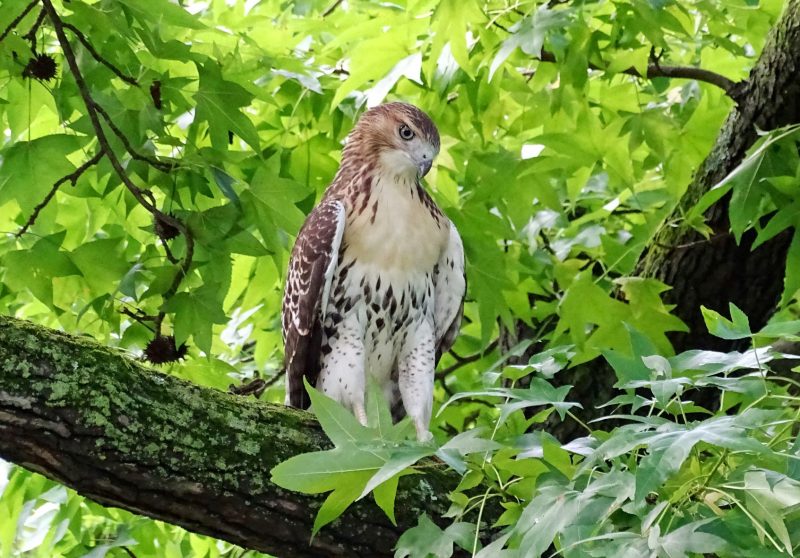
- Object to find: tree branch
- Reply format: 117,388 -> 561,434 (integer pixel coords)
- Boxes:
436,340 -> 499,382
42,0 -> 193,336
527,49 -> 741,99
0,0 -> 38,43
322,0 -> 345,17
0,315 -> 481,557
0,317 -> 496,557
16,150 -> 105,237
61,21 -> 138,86
22,7 -> 46,49
93,102 -> 176,173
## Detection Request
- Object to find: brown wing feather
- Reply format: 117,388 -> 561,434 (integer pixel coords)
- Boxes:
434,221 -> 466,365
282,199 -> 345,408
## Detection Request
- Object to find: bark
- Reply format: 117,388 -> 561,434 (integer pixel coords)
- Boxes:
637,0 -> 800,351
0,315 -> 473,558
522,0 -> 800,441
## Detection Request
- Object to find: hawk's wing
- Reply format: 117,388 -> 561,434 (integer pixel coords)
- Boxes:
434,220 -> 466,364
282,198 -> 346,408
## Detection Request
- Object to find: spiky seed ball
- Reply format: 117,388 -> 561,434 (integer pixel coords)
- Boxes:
144,335 -> 188,364
154,213 -> 180,241
23,53 -> 57,81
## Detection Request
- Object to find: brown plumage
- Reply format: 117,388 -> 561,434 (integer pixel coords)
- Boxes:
282,102 -> 466,440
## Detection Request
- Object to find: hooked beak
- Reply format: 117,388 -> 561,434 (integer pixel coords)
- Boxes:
418,159 -> 432,177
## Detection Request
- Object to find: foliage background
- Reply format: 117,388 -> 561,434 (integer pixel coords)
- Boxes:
1,0 -> 799,556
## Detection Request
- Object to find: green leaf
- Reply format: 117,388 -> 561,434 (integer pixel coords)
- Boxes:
634,412 -> 772,505
489,6 -> 570,79
781,230 -> 800,306
366,376 -> 394,439
162,286 -> 228,353
313,486 -> 360,536
304,378 -> 370,446
701,303 -> 752,340
743,470 -> 800,554
117,0 -> 206,29
194,61 -> 260,151
0,135 -> 83,212
71,239 -> 130,294
752,200 -> 800,250
2,232 -> 80,306
358,446 -> 430,500
395,515 -> 454,558
372,475 -> 400,526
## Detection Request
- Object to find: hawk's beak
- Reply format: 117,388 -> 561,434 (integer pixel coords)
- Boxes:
418,159 -> 432,177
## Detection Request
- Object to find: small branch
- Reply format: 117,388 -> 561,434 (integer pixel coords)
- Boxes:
16,150 -> 105,237
61,21 -> 138,86
160,236 -> 180,264
43,0 -> 194,338
653,230 -> 733,252
93,103 -> 175,172
120,307 -> 158,324
228,370 -> 286,398
0,0 -> 38,43
436,339 -> 499,381
22,8 -> 46,49
526,49 -> 740,98
322,0 -> 345,17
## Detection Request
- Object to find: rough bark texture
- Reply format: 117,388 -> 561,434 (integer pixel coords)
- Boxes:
637,0 -> 800,352
523,0 -> 800,441
0,316 -> 469,558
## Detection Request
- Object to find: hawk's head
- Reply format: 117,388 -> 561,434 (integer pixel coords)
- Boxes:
345,102 -> 440,179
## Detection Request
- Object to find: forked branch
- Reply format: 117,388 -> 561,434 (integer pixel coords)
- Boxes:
39,0 -> 193,335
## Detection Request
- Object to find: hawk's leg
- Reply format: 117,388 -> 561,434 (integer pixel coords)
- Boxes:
398,321 -> 435,442
318,322 -> 368,425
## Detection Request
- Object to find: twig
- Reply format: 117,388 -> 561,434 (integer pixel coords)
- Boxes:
322,0 -> 345,17
160,236 -> 179,264
436,339 -> 500,381
42,0 -> 194,337
61,21 -> 138,86
524,49 -> 740,98
93,103 -> 175,172
22,8 -> 46,49
120,307 -> 158,323
16,150 -> 105,237
229,370 -> 286,398
0,0 -> 38,43
654,231 -> 732,252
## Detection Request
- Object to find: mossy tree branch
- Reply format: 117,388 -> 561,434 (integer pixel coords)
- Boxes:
0,315 -> 469,558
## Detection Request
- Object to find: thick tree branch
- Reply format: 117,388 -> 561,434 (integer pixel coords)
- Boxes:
0,315 -> 478,557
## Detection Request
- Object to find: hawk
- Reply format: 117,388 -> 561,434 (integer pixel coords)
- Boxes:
282,102 -> 466,441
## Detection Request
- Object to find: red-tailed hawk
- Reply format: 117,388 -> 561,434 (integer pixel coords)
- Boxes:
282,102 -> 466,441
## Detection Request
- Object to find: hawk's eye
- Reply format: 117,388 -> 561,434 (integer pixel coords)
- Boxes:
399,124 -> 415,141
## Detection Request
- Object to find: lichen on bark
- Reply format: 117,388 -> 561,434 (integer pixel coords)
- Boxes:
0,315 -> 466,558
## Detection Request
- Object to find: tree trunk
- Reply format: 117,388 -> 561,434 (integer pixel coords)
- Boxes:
0,316 -> 470,558
522,0 -> 800,441
637,0 -> 800,352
